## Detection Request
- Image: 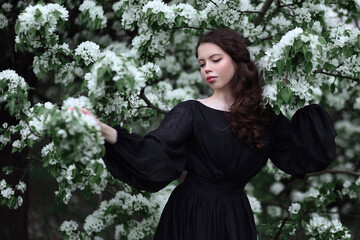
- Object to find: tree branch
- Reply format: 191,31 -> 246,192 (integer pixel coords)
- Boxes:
254,0 -> 274,26
209,0 -> 218,7
240,10 -> 262,14
273,217 -> 289,240
313,69 -> 360,82
171,26 -> 215,31
306,169 -> 360,177
138,87 -> 168,115
25,120 -> 41,138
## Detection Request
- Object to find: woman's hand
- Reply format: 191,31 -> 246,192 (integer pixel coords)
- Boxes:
68,107 -> 117,144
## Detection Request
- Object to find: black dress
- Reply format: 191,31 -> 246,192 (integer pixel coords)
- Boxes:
103,99 -> 337,240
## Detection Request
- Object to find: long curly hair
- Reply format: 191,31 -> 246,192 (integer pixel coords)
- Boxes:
196,29 -> 272,149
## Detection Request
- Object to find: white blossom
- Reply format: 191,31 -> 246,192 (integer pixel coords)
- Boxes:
2,3 -> 12,12
14,196 -> 23,209
288,203 -> 301,215
1,187 -> 14,199
0,69 -> 28,99
0,179 -> 7,190
79,0 -> 107,28
355,177 -> 360,186
60,220 -> 79,237
269,182 -> 284,195
267,206 -> 282,218
0,13 -> 8,29
16,4 -> 69,50
74,41 -> 100,66
15,181 -> 26,193
142,0 -> 176,26
248,195 -> 262,214
12,140 -> 21,149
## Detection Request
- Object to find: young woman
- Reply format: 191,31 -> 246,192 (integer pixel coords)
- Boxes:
96,29 -> 337,239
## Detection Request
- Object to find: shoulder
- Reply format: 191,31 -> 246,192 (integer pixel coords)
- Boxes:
165,100 -> 195,118
170,99 -> 195,112
270,104 -> 326,131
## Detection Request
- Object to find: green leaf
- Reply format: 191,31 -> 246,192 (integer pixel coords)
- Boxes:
305,52 -> 312,61
176,16 -> 184,27
284,46 -> 291,59
35,8 -> 43,23
316,45 -> 323,55
146,8 -> 152,17
293,40 -> 304,53
343,47 -> 353,57
318,36 -> 326,44
28,27 -> 36,38
298,98 -> 306,107
158,12 -> 164,22
301,22 -> 307,29
15,21 -> 20,34
94,162 -> 104,176
274,105 -> 281,115
279,87 -> 292,104
276,60 -> 285,74
52,10 -> 61,21
285,60 -> 292,72
305,61 -> 313,75
308,20 -> 314,29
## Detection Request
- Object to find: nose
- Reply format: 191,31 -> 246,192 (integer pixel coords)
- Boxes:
204,64 -> 212,73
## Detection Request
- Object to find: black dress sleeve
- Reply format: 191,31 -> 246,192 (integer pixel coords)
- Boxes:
102,101 -> 193,192
270,104 -> 337,179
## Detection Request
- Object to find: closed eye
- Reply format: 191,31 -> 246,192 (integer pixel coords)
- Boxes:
199,59 -> 222,68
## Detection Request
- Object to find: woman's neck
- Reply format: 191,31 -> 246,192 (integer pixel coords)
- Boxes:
201,91 -> 234,111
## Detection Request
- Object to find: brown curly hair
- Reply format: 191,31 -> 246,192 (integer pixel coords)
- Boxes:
196,29 -> 272,149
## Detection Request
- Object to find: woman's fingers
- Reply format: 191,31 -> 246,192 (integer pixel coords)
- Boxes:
79,108 -> 93,116
67,107 -> 93,116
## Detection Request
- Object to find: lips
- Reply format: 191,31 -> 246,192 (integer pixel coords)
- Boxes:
207,76 -> 216,82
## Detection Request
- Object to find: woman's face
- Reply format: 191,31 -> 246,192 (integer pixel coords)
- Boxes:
197,42 -> 236,92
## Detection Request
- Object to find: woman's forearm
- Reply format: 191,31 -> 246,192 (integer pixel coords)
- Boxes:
99,122 -> 117,144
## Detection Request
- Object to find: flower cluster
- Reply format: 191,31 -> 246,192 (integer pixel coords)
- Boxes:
15,3 -> 69,51
306,214 -> 352,240
0,179 -> 25,209
112,0 -> 147,31
0,13 -> 8,29
139,62 -> 162,80
32,43 -> 72,78
132,26 -> 171,59
78,0 -> 107,29
172,3 -> 200,28
145,81 -> 196,111
0,69 -> 29,117
74,41 -> 100,66
84,50 -> 146,124
60,184 -> 175,239
259,28 -> 325,111
41,106 -> 107,204
54,61 -> 84,85
142,0 -> 175,28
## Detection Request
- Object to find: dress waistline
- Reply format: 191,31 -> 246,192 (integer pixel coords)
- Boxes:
182,173 -> 245,196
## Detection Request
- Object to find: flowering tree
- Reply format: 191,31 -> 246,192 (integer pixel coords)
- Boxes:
1,0 -> 360,239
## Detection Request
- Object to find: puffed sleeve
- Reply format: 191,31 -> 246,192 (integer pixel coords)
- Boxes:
102,101 -> 193,192
270,104 -> 337,179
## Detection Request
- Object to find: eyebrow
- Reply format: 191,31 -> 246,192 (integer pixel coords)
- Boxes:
197,53 -> 223,62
